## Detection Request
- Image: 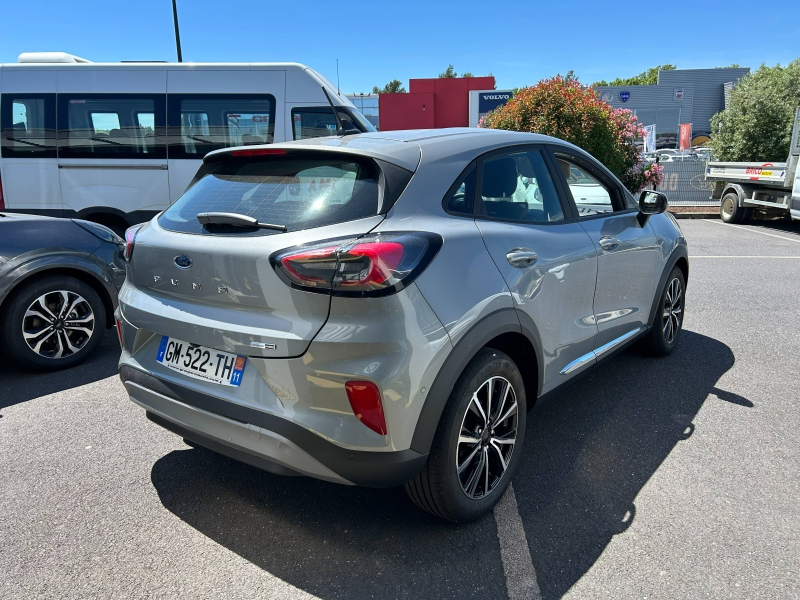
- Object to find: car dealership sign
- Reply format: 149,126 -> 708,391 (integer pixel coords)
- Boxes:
478,92 -> 512,114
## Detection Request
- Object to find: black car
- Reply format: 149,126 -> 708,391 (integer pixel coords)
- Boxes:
0,213 -> 125,370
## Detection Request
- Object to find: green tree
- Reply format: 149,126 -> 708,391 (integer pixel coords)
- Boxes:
371,79 -> 406,94
593,64 -> 677,86
461,71 -> 473,78
439,65 -> 457,78
482,76 -> 661,192
709,59 -> 800,162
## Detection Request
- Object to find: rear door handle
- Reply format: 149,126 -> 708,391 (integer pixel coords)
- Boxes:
506,248 -> 538,268
599,236 -> 620,251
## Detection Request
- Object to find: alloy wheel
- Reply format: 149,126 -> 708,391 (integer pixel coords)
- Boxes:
662,277 -> 683,345
456,375 -> 518,499
22,290 -> 95,359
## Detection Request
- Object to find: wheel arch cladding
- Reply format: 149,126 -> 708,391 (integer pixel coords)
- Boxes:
409,308 -> 542,454
1,266 -> 114,328
648,245 -> 689,329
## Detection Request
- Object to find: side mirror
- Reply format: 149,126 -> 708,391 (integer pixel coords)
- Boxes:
639,190 -> 668,215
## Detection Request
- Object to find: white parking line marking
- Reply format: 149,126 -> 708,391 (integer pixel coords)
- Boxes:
494,483 -> 542,600
688,255 -> 800,258
707,220 -> 800,244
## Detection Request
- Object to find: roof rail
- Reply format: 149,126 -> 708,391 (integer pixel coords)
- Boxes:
17,52 -> 92,64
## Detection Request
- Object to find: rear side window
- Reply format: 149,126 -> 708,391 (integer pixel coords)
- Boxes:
57,94 -> 166,159
478,150 -> 564,223
158,156 -> 380,236
443,163 -> 476,215
1,94 -> 57,158
168,94 -> 275,159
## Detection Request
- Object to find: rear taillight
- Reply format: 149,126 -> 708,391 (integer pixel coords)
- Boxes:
345,380 -> 386,435
115,317 -> 125,349
123,225 -> 141,262
271,232 -> 441,297
0,171 -> 5,211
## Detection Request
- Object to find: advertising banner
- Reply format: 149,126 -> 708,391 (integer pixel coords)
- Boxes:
679,123 -> 692,151
643,125 -> 656,153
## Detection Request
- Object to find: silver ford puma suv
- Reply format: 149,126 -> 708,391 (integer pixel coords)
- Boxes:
117,128 -> 687,522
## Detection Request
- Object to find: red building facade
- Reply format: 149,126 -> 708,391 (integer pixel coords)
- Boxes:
378,76 -> 495,131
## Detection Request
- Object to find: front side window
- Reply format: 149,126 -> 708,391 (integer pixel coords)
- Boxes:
168,95 -> 275,159
555,157 -> 616,217
478,150 -> 564,223
158,156 -> 380,236
0,94 -> 56,158
58,95 -> 166,159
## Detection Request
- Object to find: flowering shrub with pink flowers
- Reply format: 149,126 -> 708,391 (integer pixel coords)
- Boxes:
481,76 -> 662,192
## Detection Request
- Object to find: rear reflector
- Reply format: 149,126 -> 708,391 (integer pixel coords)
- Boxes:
345,381 -> 386,435
231,148 -> 286,157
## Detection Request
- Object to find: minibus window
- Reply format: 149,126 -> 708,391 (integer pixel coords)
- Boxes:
57,94 -> 166,160
90,112 -> 121,134
0,94 -> 57,158
167,95 -> 276,159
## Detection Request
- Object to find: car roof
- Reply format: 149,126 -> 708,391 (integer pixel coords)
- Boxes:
206,128 -> 578,172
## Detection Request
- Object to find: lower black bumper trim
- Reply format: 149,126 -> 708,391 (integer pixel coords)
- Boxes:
120,365 -> 428,487
146,411 -> 304,477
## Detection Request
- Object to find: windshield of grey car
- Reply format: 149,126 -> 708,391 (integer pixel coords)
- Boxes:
157,157 -> 380,235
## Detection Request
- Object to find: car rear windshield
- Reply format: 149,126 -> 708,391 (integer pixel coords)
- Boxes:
158,156 -> 380,236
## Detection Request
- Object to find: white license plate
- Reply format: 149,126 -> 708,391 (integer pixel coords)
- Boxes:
156,336 -> 246,387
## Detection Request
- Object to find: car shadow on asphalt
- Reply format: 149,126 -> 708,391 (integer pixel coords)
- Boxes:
149,330 -> 741,600
0,329 -> 120,411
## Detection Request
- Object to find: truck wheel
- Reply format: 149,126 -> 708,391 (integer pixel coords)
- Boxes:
720,192 -> 745,224
405,349 -> 526,522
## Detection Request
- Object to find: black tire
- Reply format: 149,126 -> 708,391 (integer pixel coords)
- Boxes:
740,207 -> 754,223
1,275 -> 106,371
405,349 -> 527,522
720,192 -> 745,224
641,267 -> 686,357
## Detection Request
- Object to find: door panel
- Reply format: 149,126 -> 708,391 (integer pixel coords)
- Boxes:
550,150 -> 660,347
579,215 -> 659,346
476,220 -> 599,393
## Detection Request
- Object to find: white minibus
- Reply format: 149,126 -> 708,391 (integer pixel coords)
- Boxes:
0,52 -> 374,231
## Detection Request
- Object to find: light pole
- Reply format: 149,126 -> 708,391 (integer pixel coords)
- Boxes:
171,0 -> 183,62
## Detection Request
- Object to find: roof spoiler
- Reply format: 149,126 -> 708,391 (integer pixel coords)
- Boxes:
17,52 -> 92,64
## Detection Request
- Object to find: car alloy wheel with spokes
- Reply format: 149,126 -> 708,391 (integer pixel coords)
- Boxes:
23,290 -> 95,359
405,348 -> 526,522
663,277 -> 683,345
457,375 -> 518,499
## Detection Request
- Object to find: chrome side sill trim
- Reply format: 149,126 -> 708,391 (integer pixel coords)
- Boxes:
593,326 -> 645,358
560,351 -> 596,375
560,326 -> 646,375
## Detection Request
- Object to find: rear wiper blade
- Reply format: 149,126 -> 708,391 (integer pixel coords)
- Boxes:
196,212 -> 287,232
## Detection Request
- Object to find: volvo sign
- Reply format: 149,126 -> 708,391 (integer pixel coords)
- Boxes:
469,89 -> 514,127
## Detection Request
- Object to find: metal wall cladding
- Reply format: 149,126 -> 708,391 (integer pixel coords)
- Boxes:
657,68 -> 750,136
594,68 -> 750,138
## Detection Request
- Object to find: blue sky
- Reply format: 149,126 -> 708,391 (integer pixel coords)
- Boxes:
2,0 -> 798,93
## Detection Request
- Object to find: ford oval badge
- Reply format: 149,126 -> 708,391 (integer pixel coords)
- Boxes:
174,255 -> 193,269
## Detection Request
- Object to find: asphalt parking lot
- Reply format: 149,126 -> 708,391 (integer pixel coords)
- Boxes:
2,218 -> 799,600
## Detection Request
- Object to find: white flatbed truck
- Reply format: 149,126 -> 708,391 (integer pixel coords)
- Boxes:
706,108 -> 800,223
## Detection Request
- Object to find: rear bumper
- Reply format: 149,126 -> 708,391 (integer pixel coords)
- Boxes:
121,366 -> 428,487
